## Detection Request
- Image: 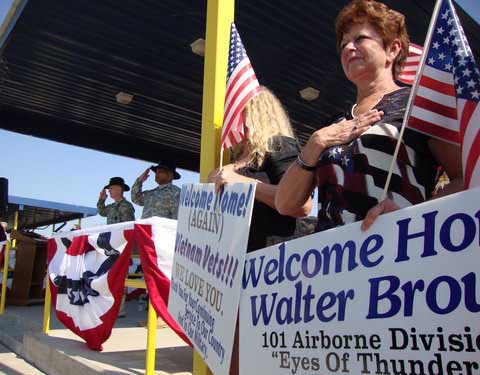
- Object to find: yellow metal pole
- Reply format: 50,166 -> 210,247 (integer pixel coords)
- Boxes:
43,223 -> 55,334
42,274 -> 51,333
0,240 -> 11,314
0,0 -> 23,41
11,210 -> 18,248
199,0 -> 235,181
1,211 -> 19,314
196,0 -> 234,373
145,299 -> 157,375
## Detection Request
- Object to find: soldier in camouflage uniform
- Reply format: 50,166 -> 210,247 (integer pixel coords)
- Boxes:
97,177 -> 135,224
131,161 -> 181,327
131,160 -> 181,219
96,176 -> 135,318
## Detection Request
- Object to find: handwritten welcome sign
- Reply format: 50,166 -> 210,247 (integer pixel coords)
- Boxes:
240,188 -> 480,374
168,183 -> 255,375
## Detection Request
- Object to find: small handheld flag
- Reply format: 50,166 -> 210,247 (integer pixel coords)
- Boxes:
407,0 -> 480,188
221,23 -> 261,150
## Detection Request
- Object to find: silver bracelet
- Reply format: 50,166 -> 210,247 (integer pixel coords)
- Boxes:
295,155 -> 317,172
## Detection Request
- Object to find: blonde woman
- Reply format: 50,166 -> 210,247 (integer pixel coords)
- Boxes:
209,86 -> 312,252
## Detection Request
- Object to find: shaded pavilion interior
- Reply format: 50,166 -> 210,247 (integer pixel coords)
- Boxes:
0,0 -> 479,171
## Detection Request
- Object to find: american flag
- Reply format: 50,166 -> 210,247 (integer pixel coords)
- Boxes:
407,0 -> 480,188
221,23 -> 261,149
398,43 -> 423,85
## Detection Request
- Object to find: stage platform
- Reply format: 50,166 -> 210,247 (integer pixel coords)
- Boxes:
0,300 -> 192,375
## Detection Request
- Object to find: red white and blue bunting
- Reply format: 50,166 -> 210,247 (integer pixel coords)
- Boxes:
47,218 -> 188,350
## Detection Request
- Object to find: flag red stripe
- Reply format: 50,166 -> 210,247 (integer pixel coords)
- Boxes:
134,223 -> 191,345
222,113 -> 243,146
224,120 -> 244,149
224,73 -> 258,124
225,63 -> 254,103
464,129 -> 480,188
225,117 -> 243,146
413,96 -> 457,119
223,122 -> 242,147
400,71 -> 416,76
460,101 -> 477,140
419,75 -> 456,96
460,101 -> 478,187
222,86 -> 261,145
228,132 -> 238,146
409,116 -> 461,143
397,43 -> 422,85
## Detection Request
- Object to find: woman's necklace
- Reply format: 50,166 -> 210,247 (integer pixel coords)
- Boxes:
351,93 -> 385,118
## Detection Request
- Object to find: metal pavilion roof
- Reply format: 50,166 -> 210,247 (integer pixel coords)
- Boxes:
0,0 -> 479,171
4,195 -> 97,231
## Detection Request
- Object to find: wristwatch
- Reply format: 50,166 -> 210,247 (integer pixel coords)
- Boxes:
295,155 -> 317,171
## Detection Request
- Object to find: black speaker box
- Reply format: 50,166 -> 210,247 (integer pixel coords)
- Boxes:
0,177 -> 8,215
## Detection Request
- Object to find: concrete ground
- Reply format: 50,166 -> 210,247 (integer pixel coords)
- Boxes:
0,299 -> 193,375
0,343 -> 46,375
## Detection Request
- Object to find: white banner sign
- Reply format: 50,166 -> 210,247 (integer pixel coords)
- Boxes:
240,187 -> 480,374
168,183 -> 255,375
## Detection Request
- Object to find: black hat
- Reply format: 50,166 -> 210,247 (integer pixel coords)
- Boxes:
104,177 -> 130,191
150,160 -> 181,180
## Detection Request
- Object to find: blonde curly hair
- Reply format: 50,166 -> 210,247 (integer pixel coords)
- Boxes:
237,86 -> 295,167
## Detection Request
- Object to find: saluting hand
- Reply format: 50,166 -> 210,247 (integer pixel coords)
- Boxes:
99,189 -> 107,200
139,167 -> 150,182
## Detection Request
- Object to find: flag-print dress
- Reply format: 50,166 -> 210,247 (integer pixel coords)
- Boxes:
315,87 -> 438,232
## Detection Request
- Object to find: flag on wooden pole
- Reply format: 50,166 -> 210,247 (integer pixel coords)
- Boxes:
221,23 -> 261,149
407,0 -> 480,188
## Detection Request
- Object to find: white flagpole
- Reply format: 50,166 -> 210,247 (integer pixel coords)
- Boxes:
219,147 -> 224,169
381,0 -> 444,200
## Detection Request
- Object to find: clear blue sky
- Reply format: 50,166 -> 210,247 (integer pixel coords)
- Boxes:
0,0 -> 479,233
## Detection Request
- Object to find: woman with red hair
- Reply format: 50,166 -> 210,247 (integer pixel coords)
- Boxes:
276,0 -> 462,231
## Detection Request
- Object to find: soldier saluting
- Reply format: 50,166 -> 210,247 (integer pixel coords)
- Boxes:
97,177 -> 135,224
131,160 -> 181,219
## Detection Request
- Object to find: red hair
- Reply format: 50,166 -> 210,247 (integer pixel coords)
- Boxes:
335,0 -> 410,80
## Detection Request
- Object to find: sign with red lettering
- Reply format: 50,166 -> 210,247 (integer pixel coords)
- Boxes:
168,183 -> 255,375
